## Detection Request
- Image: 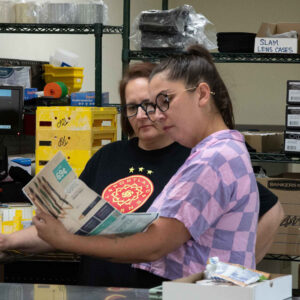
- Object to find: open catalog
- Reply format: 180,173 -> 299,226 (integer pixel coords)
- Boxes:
23,151 -> 159,236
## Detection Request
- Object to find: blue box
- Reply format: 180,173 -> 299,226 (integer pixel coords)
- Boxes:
70,91 -> 109,106
24,88 -> 38,101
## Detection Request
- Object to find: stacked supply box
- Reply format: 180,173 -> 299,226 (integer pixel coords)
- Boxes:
0,203 -> 34,234
36,106 -> 117,176
285,81 -> 300,156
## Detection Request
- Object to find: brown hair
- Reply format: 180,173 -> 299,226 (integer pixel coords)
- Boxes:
149,45 -> 235,129
119,62 -> 157,137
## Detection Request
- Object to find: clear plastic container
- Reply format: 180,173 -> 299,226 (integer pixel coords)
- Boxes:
50,48 -> 79,67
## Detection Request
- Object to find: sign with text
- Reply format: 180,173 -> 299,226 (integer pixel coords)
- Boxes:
254,37 -> 298,54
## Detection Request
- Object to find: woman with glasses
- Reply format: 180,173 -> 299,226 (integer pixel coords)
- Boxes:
77,61 -> 191,287
32,44 -> 258,283
0,48 -> 282,288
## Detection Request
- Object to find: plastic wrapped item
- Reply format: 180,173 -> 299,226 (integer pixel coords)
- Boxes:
75,0 -> 108,24
0,1 -> 16,23
138,5 -> 190,34
39,1 -> 77,24
141,32 -> 188,50
204,257 -> 270,287
14,0 -> 41,23
50,48 -> 79,67
268,30 -> 298,38
130,5 -> 217,51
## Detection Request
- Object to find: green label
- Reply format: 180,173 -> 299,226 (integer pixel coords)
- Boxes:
53,159 -> 71,182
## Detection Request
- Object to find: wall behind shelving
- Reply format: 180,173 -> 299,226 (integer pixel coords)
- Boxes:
0,0 -> 298,126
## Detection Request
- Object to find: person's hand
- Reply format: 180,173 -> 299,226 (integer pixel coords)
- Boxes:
32,209 -> 71,251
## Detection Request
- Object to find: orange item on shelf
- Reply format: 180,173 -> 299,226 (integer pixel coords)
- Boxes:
43,81 -> 68,98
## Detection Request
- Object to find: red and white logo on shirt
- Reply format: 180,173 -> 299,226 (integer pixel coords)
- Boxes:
102,175 -> 154,213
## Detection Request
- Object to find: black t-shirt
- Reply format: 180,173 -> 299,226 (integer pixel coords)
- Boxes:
78,138 -> 278,287
79,138 -> 190,287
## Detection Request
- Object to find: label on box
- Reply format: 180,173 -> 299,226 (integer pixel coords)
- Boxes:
287,81 -> 300,104
254,37 -> 298,54
284,131 -> 300,152
70,91 -> 109,106
286,106 -> 300,128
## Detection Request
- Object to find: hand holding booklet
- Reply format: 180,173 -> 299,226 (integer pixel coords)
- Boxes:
23,151 -> 159,236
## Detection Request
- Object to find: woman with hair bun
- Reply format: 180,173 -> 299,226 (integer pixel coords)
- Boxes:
13,45 -> 259,288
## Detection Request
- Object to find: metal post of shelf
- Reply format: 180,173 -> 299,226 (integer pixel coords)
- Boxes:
162,0 -> 168,10
122,0 -> 130,74
94,23 -> 103,106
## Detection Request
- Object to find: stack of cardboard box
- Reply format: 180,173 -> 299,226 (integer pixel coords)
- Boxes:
284,80 -> 300,156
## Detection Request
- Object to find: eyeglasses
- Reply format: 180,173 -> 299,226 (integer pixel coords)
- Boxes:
154,86 -> 198,113
145,86 -> 198,121
122,100 -> 156,118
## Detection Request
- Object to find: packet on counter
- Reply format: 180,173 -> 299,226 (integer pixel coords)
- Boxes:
204,257 -> 270,287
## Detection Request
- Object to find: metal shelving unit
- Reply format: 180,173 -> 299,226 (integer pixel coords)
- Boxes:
264,254 -> 300,262
250,153 -> 300,163
0,23 -> 123,106
122,0 -> 300,164
127,50 -> 300,64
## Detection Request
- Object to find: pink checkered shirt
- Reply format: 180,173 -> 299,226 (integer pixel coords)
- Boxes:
133,130 -> 259,280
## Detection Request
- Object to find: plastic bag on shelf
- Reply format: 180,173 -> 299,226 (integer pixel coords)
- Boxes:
39,1 -> 77,24
0,1 -> 16,23
75,0 -> 108,25
138,5 -> 190,34
140,32 -> 189,51
130,5 -> 217,51
14,0 -> 42,23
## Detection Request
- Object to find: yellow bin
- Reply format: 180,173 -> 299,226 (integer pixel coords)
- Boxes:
43,64 -> 84,94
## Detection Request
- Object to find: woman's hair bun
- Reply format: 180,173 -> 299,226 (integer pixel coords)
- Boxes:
186,44 -> 214,64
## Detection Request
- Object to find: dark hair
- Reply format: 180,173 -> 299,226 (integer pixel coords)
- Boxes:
150,45 -> 235,129
119,62 -> 157,136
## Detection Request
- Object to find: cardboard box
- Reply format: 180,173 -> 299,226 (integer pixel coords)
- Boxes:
254,22 -> 300,54
70,91 -> 109,106
242,131 -> 284,153
286,106 -> 300,129
257,175 -> 300,256
284,130 -> 300,155
286,80 -> 300,105
163,272 -> 292,300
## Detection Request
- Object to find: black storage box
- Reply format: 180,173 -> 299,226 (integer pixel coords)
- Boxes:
217,32 -> 256,53
286,106 -> 300,130
139,6 -> 189,34
284,130 -> 300,156
287,80 -> 300,105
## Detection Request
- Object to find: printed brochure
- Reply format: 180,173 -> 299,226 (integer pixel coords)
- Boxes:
22,151 -> 159,235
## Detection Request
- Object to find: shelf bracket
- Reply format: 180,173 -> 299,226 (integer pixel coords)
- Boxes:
94,23 -> 103,106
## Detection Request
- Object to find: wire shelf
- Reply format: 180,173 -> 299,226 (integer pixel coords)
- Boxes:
250,152 -> 300,163
0,23 -> 123,34
129,50 -> 300,63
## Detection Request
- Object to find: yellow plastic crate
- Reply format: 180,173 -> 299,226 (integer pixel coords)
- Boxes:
36,106 -> 118,131
36,129 -> 117,150
43,64 -> 84,94
35,147 -> 99,176
0,205 -> 34,234
43,64 -> 84,77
